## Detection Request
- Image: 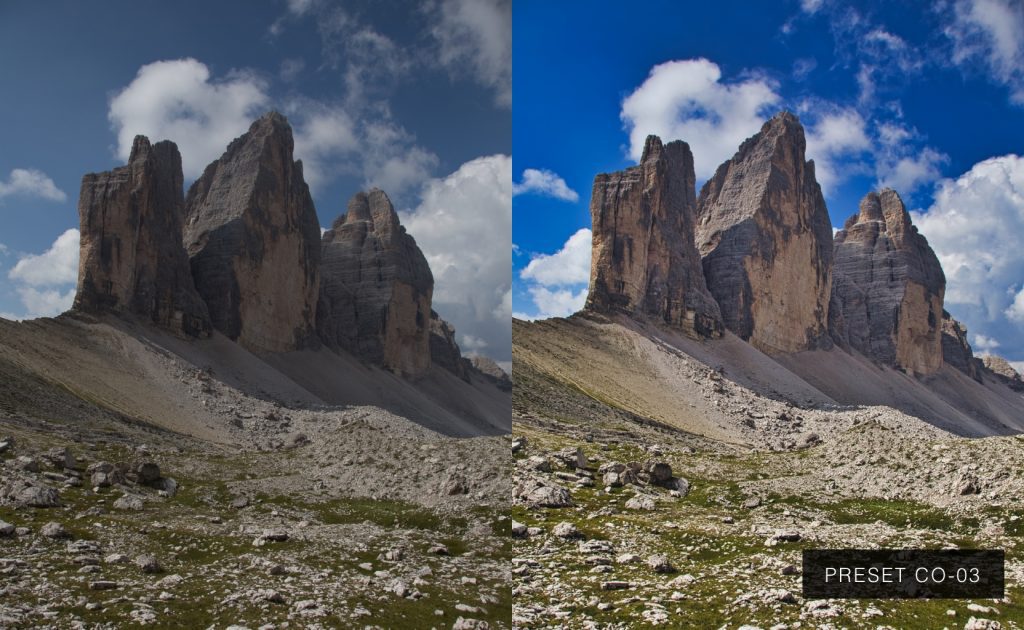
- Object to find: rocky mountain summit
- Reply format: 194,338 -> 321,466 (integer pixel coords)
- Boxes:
831,189 -> 945,375
696,111 -> 834,354
565,110 -> 1021,433
69,111 -> 505,393
74,136 -> 211,338
318,189 -> 434,378
983,355 -> 1024,392
941,310 -> 984,381
585,135 -> 723,338
183,112 -> 322,354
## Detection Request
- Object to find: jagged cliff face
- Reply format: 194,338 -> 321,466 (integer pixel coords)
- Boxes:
696,112 -> 834,355
317,190 -> 434,378
183,112 -> 322,354
585,135 -> 723,338
941,311 -> 984,381
429,310 -> 469,380
74,136 -> 211,337
831,189 -> 946,375
982,355 -> 1024,391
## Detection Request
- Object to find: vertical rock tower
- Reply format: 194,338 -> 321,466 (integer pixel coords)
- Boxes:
316,189 -> 434,377
585,135 -> 723,337
74,136 -> 211,337
832,189 -> 945,375
696,111 -> 834,354
183,112 -> 322,354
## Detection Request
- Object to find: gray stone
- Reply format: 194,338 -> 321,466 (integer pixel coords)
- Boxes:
184,112 -> 321,353
696,112 -> 833,354
586,135 -> 723,338
135,554 -> 162,573
40,521 -> 70,539
317,189 -> 433,376
832,189 -> 945,374
74,135 -> 211,337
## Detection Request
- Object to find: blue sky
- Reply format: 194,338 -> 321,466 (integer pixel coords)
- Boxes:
0,0 -> 511,365
512,0 -> 1024,368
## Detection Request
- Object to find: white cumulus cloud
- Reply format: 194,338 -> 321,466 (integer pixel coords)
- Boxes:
5,228 -> 80,319
402,154 -> 512,362
108,58 -> 270,179
520,228 -> 592,286
8,228 -> 79,287
513,168 -> 579,202
0,169 -> 66,202
911,154 -> 1024,360
803,107 -> 871,194
620,58 -> 781,180
527,286 -> 588,320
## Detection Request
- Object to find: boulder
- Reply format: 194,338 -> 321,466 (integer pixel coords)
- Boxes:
586,135 -> 723,338
74,136 -> 211,337
317,190 -> 433,377
696,112 -> 833,354
184,112 -> 321,353
4,481 -> 61,508
832,189 -> 945,375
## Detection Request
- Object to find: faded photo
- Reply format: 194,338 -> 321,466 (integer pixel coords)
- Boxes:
0,0 -> 510,627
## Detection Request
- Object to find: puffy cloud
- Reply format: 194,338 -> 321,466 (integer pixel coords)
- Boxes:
803,107 -> 871,194
911,154 -> 1024,358
520,228 -> 591,286
459,333 -> 488,352
512,168 -> 579,202
15,287 -> 75,319
973,333 -> 1002,351
620,58 -> 781,180
286,101 -> 360,191
944,0 -> 1024,104
516,228 -> 592,320
5,228 -> 80,319
108,58 -> 270,179
0,168 -> 66,202
401,154 -> 511,362
527,286 -> 588,320
8,229 -> 79,286
429,0 -> 512,107
1006,286 -> 1024,322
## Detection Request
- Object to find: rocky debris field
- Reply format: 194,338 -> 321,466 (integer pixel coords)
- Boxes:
0,400 -> 511,629
511,411 -> 1024,629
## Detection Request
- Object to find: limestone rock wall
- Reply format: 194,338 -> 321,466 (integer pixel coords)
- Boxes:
317,190 -> 434,377
585,135 -> 723,338
832,190 -> 945,375
74,136 -> 210,337
183,112 -> 321,354
695,112 -> 833,354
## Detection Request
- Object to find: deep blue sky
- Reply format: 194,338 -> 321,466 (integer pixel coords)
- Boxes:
0,0 -> 512,364
512,0 -> 1024,366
